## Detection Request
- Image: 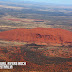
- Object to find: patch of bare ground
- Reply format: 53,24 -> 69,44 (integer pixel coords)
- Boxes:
0,40 -> 27,47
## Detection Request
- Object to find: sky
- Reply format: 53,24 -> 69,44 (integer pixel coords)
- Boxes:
1,0 -> 72,5
23,0 -> 72,5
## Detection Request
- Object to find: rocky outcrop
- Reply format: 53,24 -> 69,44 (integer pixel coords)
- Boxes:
0,28 -> 72,46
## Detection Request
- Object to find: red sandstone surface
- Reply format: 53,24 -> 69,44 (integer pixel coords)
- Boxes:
0,28 -> 72,45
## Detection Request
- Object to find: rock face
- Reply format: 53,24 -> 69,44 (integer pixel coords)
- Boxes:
0,28 -> 72,45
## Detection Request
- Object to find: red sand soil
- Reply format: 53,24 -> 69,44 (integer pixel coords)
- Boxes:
7,19 -> 21,21
0,28 -> 72,45
5,18 -> 44,23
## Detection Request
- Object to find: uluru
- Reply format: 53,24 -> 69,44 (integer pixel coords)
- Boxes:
0,28 -> 72,46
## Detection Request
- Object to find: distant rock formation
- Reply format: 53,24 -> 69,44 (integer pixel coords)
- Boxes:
0,28 -> 72,46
